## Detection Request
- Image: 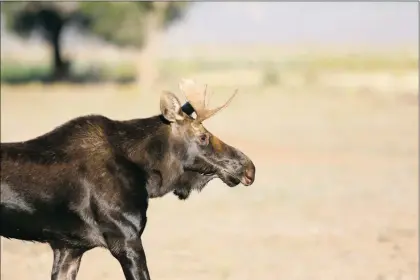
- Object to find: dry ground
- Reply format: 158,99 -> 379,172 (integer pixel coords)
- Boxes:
0,81 -> 418,280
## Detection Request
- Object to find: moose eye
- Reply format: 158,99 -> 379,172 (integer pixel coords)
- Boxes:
199,134 -> 208,144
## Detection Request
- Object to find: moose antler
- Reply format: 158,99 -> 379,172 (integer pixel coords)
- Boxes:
179,79 -> 238,123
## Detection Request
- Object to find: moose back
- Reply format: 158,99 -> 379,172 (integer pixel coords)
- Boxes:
0,79 -> 256,280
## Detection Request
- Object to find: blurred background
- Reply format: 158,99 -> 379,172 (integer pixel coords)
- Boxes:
0,2 -> 418,280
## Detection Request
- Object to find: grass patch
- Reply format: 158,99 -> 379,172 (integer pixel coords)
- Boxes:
159,53 -> 417,75
1,61 -> 137,85
1,52 -> 417,86
298,53 -> 418,72
1,62 -> 51,83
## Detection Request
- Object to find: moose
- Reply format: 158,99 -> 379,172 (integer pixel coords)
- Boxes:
0,79 -> 256,280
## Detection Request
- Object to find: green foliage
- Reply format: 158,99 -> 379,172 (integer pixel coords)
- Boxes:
1,1 -> 191,47
0,60 -> 137,85
1,1 -> 191,82
160,2 -> 191,29
1,2 -> 85,42
0,62 -> 51,83
1,2 -> 30,36
78,2 -> 191,48
78,2 -> 146,47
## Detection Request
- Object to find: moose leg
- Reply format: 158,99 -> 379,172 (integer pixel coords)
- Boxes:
108,239 -> 151,280
50,247 -> 86,280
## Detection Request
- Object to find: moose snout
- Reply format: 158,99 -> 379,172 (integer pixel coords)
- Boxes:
241,161 -> 255,186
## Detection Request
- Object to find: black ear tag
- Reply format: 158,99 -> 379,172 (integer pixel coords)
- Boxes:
181,102 -> 195,116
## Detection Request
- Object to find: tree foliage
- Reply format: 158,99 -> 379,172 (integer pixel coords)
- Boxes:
1,2 -> 89,79
1,1 -> 191,81
2,2 -> 87,40
78,2 -> 190,48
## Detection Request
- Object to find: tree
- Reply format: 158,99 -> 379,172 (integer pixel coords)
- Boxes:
2,2 -> 88,80
2,2 -> 191,84
78,2 -> 191,90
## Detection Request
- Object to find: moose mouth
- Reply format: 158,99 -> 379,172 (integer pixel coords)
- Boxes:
195,170 -> 247,187
219,171 -> 252,187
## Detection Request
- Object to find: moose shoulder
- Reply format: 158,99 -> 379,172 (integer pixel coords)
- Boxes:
0,79 -> 256,280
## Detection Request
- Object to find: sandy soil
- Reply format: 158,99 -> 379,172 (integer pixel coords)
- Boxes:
0,83 -> 418,280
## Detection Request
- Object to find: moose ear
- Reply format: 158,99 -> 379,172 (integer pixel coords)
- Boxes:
160,91 -> 184,122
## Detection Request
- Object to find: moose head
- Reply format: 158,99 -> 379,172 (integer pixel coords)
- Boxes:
159,79 -> 256,190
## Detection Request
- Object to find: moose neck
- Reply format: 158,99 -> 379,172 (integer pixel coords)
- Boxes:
118,115 -> 186,187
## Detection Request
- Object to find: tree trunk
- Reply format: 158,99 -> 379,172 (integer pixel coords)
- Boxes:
136,2 -> 169,94
51,28 -> 69,81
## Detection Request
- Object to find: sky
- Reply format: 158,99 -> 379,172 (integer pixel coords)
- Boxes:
1,2 -> 418,52
163,2 -> 418,48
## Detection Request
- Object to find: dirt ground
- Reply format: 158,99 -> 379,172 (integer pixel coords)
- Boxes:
0,82 -> 418,280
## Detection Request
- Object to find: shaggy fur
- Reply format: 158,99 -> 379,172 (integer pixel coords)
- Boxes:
0,91 -> 255,280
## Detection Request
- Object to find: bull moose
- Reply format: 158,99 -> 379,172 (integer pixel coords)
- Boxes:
0,79 -> 256,280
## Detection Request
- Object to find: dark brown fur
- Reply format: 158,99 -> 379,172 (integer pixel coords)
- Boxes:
0,91 -> 256,280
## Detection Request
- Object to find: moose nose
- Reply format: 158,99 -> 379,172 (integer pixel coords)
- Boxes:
241,162 -> 255,186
